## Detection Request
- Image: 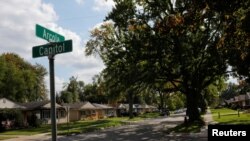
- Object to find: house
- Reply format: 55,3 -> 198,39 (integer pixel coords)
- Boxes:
92,103 -> 116,119
116,103 -> 129,116
0,98 -> 25,109
0,98 -> 26,128
245,93 -> 250,107
225,93 -> 250,109
116,103 -> 157,116
21,101 -> 67,124
142,104 -> 158,113
62,101 -> 98,122
233,95 -> 247,108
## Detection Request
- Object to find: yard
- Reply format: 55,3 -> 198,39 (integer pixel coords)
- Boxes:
211,108 -> 250,124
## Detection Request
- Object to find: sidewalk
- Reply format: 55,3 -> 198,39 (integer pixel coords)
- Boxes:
203,108 -> 217,125
3,133 -> 50,141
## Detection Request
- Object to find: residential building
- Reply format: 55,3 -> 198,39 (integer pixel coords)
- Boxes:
62,102 -> 98,122
92,103 -> 116,119
21,101 -> 67,124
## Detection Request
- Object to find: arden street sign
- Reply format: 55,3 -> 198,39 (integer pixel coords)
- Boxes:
32,40 -> 72,58
36,24 -> 65,42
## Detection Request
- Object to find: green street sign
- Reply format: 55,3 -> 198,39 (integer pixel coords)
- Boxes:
32,40 -> 72,58
36,24 -> 65,42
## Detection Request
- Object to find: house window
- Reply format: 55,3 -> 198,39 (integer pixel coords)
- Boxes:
80,111 -> 86,115
92,110 -> 96,115
58,110 -> 66,118
85,110 -> 90,115
105,110 -> 108,115
41,110 -> 50,119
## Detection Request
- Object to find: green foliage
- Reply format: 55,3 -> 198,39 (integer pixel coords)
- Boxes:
59,76 -> 84,103
58,75 -> 109,103
27,114 -> 41,128
166,92 -> 185,111
0,53 -> 48,102
237,80 -> 250,94
85,0 -> 249,122
203,77 -> 227,107
220,83 -> 238,100
0,109 -> 24,131
60,91 -> 74,103
212,0 -> 250,82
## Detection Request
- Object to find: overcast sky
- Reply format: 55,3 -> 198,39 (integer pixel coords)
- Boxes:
0,0 -> 115,95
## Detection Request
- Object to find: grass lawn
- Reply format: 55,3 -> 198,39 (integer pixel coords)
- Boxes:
0,112 -> 161,136
211,108 -> 250,124
57,118 -> 127,135
138,112 -> 160,119
0,125 -> 51,135
0,135 -> 17,140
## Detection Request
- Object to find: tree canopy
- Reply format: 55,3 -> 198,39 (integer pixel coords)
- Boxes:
0,53 -> 47,102
86,0 -> 245,122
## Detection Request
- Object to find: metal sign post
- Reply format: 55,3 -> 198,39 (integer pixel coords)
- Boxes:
33,24 -> 72,141
49,55 -> 57,141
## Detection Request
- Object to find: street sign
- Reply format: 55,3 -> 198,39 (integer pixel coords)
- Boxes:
32,40 -> 72,58
36,24 -> 65,42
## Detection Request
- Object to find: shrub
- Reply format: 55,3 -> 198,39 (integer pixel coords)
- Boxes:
0,109 -> 24,131
27,114 -> 42,127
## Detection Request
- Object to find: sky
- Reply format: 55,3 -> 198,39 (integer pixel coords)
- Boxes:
0,0 -> 116,95
0,0 -> 238,97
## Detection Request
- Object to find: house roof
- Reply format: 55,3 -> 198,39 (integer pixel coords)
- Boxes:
117,103 -> 157,109
92,103 -> 114,109
0,98 -> 26,109
246,93 -> 250,99
238,95 -> 246,101
21,101 -> 63,110
62,101 -> 97,110
148,105 -> 157,109
117,104 -> 126,109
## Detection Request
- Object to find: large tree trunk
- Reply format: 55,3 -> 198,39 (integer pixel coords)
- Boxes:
159,91 -> 164,111
186,89 -> 201,122
199,94 -> 207,114
128,90 -> 134,119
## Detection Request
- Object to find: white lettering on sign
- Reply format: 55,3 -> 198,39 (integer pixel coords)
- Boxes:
39,47 -> 44,56
212,129 -> 247,136
39,43 -> 65,56
43,29 -> 60,42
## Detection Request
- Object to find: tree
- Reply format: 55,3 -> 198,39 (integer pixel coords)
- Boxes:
60,91 -> 73,103
202,77 -> 227,108
34,64 -> 48,101
86,19 -> 147,118
238,80 -> 250,94
60,76 -> 84,103
220,83 -> 238,100
166,92 -> 185,111
0,53 -> 47,102
214,0 -> 250,82
86,0 -> 230,122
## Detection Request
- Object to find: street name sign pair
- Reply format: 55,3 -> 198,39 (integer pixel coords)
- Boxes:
33,24 -> 72,58
33,24 -> 73,141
